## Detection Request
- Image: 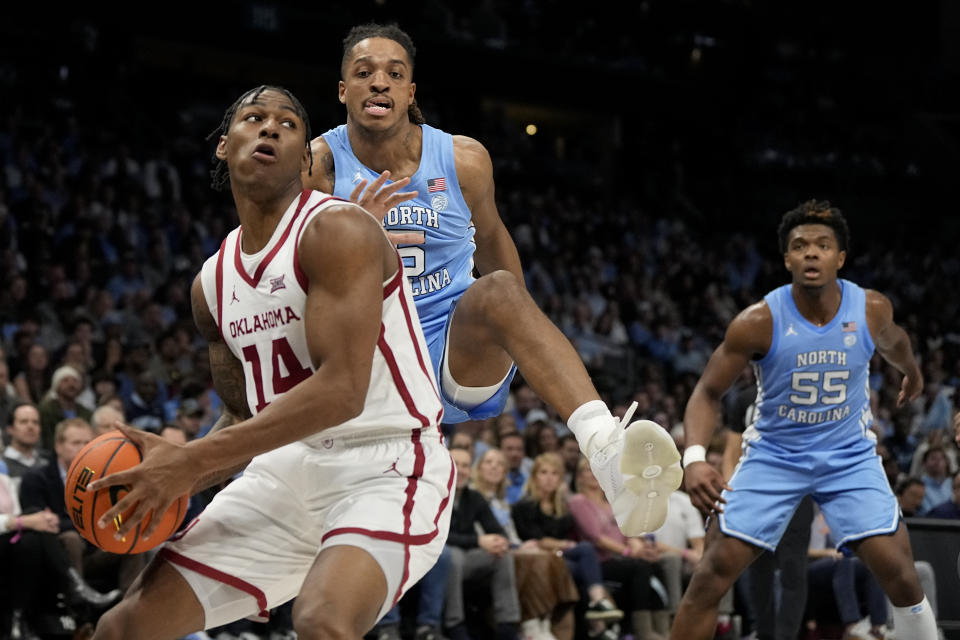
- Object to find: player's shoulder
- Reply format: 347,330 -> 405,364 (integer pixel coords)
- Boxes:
299,196 -> 382,247
306,135 -> 335,193
725,300 -> 773,351
309,134 -> 332,156
863,288 -> 894,325
451,134 -> 490,162
862,288 -> 892,309
451,135 -> 493,186
732,300 -> 773,330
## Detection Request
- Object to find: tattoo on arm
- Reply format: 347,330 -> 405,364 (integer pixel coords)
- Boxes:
209,341 -> 252,425
190,341 -> 254,492
321,150 -> 336,185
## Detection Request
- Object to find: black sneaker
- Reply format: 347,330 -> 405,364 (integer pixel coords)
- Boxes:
584,598 -> 623,622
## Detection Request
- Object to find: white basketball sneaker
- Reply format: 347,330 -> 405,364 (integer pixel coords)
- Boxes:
587,403 -> 683,535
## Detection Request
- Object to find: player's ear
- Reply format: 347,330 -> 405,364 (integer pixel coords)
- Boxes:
409,81 -> 416,102
837,250 -> 846,270
339,81 -> 346,105
301,142 -> 311,174
215,135 -> 228,161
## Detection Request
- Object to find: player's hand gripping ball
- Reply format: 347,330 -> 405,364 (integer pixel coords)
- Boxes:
64,430 -> 189,554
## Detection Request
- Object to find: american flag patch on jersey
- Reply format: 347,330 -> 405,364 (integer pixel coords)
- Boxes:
842,321 -> 857,332
427,177 -> 446,192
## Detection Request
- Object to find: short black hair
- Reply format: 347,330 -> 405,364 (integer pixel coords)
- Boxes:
340,23 -> 425,125
341,23 -> 416,78
7,402 -> 37,428
208,85 -> 313,192
777,199 -> 850,253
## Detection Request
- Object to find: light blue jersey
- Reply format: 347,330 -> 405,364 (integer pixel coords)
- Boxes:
323,124 -> 476,334
745,279 -> 876,455
323,124 -> 515,423
720,280 -> 900,551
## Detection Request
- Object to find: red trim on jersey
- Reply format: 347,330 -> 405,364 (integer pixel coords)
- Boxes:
292,194 -> 347,291
319,442 -> 457,606
437,450 -> 456,526
215,237 -> 228,343
320,524 -> 440,547
160,548 -> 270,620
394,274 -> 445,426
377,325 -> 430,429
233,190 -> 311,288
394,430 -> 425,604
167,516 -> 200,542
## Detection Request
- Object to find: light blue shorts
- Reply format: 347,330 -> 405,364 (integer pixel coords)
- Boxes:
719,444 -> 900,551
423,297 -> 517,424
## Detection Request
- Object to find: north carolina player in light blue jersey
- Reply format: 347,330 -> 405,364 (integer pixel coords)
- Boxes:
322,122 -> 483,376
669,201 -> 937,640
304,23 -> 683,546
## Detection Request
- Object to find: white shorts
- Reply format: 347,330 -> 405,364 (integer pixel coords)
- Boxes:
160,429 -> 454,629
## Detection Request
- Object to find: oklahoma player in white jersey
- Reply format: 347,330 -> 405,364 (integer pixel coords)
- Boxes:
87,86 -> 453,640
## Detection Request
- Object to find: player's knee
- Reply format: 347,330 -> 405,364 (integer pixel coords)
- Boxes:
292,601 -> 364,640
90,604 -> 133,640
470,270 -> 530,322
696,553 -> 742,589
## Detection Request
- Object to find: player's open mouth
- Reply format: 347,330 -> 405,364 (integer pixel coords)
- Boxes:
364,98 -> 392,116
253,144 -> 277,161
804,268 -> 820,277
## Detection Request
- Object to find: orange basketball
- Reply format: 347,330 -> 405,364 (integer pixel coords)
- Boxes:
64,430 -> 189,554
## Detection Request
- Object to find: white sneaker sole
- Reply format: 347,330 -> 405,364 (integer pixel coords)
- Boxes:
616,420 -> 683,535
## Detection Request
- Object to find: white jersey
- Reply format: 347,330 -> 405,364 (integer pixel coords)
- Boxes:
199,189 -> 444,445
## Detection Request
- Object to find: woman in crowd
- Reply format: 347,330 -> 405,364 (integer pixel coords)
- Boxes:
512,452 -> 624,640
13,343 -> 50,404
569,458 -> 671,640
471,447 -> 579,640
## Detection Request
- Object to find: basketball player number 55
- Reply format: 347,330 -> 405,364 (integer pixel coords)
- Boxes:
789,370 -> 850,406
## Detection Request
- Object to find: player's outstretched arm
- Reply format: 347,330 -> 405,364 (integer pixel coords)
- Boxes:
683,302 -> 770,514
866,290 -> 923,407
89,207 -> 393,539
453,135 -> 523,282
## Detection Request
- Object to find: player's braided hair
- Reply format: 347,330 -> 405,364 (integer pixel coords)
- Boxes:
778,199 -> 850,253
341,23 -> 426,125
208,85 -> 313,192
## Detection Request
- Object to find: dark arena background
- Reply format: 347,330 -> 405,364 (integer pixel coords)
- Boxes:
1,2 -> 959,639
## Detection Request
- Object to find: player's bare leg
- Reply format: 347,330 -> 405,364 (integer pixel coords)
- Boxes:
447,269 -> 681,533
446,270 -> 596,416
670,520 -> 762,640
91,557 -> 205,640
292,544 -> 389,640
850,524 -> 939,638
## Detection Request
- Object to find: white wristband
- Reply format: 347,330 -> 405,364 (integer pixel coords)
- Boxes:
682,445 -> 707,468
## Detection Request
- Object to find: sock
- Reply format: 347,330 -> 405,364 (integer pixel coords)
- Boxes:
566,400 -> 617,457
892,596 -> 938,639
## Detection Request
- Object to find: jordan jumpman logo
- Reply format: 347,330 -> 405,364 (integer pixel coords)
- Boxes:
383,457 -> 403,477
